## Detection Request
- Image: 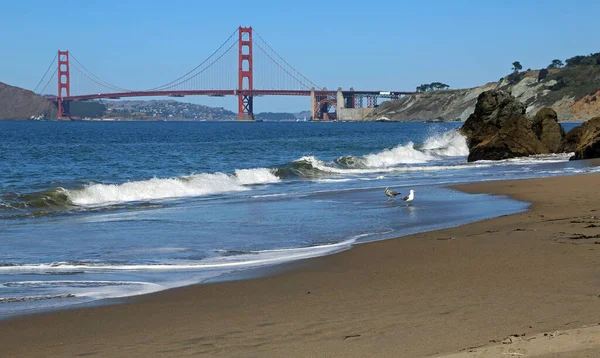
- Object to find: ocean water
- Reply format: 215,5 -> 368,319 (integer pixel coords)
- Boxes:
0,120 -> 595,318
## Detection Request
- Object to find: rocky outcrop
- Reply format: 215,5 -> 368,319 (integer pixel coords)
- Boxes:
461,90 -> 549,162
532,108 -> 565,153
570,117 -> 600,160
562,126 -> 583,153
365,83 -> 498,122
467,114 -> 549,161
362,56 -> 600,122
461,90 -> 526,147
0,82 -> 57,120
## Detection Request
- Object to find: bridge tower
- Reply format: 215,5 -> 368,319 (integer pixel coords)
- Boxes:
237,26 -> 254,121
57,50 -> 71,118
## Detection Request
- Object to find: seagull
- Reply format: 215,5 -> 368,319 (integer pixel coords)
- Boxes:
401,189 -> 416,204
385,187 -> 401,201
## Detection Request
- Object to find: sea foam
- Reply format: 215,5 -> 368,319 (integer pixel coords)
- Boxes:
292,130 -> 474,175
67,168 -> 280,206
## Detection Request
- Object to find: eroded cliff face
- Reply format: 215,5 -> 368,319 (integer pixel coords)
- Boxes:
366,65 -> 600,122
365,83 -> 497,122
0,82 -> 57,120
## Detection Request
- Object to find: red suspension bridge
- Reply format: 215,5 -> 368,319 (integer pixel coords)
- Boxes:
34,27 -> 415,120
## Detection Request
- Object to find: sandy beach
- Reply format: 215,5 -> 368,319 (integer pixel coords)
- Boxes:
1,173 -> 599,357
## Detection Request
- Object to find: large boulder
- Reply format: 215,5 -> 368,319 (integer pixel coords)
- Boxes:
468,114 -> 549,161
562,126 -> 584,153
570,117 -> 600,160
461,90 -> 527,148
532,108 -> 565,153
461,90 -> 549,162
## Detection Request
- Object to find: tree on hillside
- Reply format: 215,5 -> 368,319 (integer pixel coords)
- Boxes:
416,82 -> 450,92
548,59 -> 564,69
565,52 -> 600,67
566,55 -> 586,67
431,82 -> 450,90
512,61 -> 523,72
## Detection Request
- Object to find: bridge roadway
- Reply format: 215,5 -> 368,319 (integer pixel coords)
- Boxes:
47,89 -> 416,102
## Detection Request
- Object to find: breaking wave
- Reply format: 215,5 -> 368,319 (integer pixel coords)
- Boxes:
338,129 -> 469,168
277,130 -> 474,176
0,130 -> 473,211
69,168 -> 280,206
2,168 -> 280,210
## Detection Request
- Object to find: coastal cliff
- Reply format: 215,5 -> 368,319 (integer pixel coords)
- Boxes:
367,54 -> 600,122
365,83 -> 498,122
0,82 -> 57,120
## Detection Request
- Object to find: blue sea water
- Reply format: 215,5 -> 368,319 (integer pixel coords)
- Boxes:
0,120 -> 595,318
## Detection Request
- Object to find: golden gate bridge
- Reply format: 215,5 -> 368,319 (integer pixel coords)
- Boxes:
33,27 -> 415,120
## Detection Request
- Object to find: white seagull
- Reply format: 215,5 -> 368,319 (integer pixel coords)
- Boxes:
385,187 -> 401,201
401,189 -> 416,203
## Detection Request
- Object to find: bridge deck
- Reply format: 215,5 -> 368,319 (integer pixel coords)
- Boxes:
48,90 -> 416,102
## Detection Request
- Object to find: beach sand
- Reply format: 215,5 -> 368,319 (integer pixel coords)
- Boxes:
1,174 -> 599,357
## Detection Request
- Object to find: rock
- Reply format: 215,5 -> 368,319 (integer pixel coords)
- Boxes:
461,90 -> 526,148
562,126 -> 584,153
461,90 -> 549,162
467,114 -> 549,162
571,117 -> 600,160
532,108 -> 565,153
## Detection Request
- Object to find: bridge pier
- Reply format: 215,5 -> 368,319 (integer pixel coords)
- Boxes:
237,26 -> 254,121
238,93 -> 254,121
310,88 -> 316,120
57,99 -> 71,119
57,50 -> 71,119
336,88 -> 344,117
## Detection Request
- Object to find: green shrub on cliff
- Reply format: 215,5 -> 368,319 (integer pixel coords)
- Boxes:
565,52 -> 600,67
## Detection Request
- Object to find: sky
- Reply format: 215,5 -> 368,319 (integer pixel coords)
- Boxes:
2,0 -> 600,113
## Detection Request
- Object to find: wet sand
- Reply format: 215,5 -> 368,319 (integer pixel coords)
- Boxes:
1,174 -> 599,357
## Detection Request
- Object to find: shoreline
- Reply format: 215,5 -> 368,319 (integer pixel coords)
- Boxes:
1,173 -> 600,357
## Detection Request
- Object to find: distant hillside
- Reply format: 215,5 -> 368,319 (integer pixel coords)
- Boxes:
255,112 -> 297,121
0,82 -> 57,120
368,52 -> 600,122
103,100 -> 236,120
294,111 -> 311,120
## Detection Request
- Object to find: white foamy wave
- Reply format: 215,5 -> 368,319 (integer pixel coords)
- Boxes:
67,168 -> 280,206
297,155 -> 490,175
337,130 -> 468,169
314,178 -> 355,183
234,168 -> 280,185
420,130 -> 469,157
362,141 -> 435,166
473,153 -> 573,166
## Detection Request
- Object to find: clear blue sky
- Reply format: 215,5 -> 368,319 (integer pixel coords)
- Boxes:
2,0 -> 599,112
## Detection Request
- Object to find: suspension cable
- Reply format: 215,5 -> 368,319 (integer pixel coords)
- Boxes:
158,40 -> 239,91
253,42 -> 313,90
38,68 -> 57,95
70,54 -> 132,92
147,28 -> 239,91
34,54 -> 58,93
253,31 -> 321,89
70,62 -> 129,93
